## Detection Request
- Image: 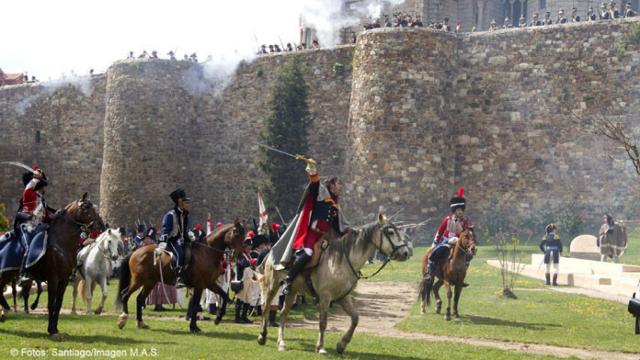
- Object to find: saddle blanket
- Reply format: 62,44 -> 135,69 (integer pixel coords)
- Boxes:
0,225 -> 48,274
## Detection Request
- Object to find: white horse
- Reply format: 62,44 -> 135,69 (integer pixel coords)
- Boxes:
72,229 -> 122,315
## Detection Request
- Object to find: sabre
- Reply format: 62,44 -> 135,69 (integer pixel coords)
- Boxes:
256,143 -> 300,160
2,161 -> 35,173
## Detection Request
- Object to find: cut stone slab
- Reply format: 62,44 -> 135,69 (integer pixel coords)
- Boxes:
570,234 -> 600,260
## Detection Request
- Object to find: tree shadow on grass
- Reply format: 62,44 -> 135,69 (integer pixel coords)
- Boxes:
465,315 -> 561,330
0,328 -> 176,346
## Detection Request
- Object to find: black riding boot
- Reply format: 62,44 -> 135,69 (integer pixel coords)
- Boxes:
268,310 -> 279,327
282,251 -> 311,295
545,273 -> 551,285
241,303 -> 253,324
256,305 -> 263,316
552,273 -> 558,286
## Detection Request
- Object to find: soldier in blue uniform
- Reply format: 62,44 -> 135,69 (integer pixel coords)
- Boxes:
539,224 -> 563,286
158,188 -> 191,287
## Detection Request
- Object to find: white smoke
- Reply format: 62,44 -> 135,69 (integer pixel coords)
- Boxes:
12,72 -> 95,115
180,50 -> 257,97
300,0 -> 406,47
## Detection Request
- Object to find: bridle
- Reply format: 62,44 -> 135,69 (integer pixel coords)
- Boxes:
344,222 -> 409,280
63,201 -> 101,234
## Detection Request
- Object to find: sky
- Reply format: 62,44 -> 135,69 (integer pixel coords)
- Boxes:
1,0 -> 402,81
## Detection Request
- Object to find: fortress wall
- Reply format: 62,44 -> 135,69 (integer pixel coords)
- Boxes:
0,76 -> 106,214
99,48 -> 354,226
455,20 -> 640,222
345,29 -> 459,222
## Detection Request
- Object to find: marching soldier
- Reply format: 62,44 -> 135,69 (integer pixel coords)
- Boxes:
540,224 -> 563,286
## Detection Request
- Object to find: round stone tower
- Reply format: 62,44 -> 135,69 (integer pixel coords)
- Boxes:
100,60 -> 204,226
345,29 -> 459,222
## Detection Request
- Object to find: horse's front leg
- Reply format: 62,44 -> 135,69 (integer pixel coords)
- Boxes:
84,277 -> 93,315
50,279 -> 68,339
316,297 -> 331,354
189,288 -> 203,333
95,276 -> 108,315
258,282 -> 279,345
445,283 -> 452,321
453,284 -> 462,320
336,295 -> 359,354
46,279 -> 59,336
277,286 -> 297,351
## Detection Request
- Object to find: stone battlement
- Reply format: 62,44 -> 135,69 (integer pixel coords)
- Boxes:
1,18 -> 639,229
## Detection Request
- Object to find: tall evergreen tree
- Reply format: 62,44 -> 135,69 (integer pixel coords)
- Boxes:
259,57 -> 311,219
0,203 -> 9,233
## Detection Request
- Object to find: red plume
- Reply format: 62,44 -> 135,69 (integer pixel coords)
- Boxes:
457,187 -> 465,198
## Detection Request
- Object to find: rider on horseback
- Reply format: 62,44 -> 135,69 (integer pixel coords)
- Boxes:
425,187 -> 472,284
17,164 -> 55,282
281,157 -> 348,295
158,188 -> 192,288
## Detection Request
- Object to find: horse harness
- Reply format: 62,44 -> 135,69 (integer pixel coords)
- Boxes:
344,223 -> 409,281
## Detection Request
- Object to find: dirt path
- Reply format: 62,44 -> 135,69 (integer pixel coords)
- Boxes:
23,282 -> 638,359
284,281 -> 639,360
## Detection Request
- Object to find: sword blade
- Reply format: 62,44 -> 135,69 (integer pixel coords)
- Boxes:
256,143 -> 297,159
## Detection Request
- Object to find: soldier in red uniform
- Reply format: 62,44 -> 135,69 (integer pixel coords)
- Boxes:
425,187 -> 472,283
281,157 -> 349,295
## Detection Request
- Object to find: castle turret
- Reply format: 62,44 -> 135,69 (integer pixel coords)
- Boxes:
345,29 -> 459,221
100,60 -> 203,226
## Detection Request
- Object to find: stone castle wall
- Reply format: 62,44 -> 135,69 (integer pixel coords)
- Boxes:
1,19 -> 640,232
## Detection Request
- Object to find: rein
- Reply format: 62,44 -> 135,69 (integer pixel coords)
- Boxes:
192,240 -> 227,254
343,224 -> 408,281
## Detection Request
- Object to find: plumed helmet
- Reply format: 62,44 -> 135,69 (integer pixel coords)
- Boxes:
195,223 -> 202,231
146,227 -> 157,241
169,188 -> 190,204
270,223 -> 281,232
216,222 -> 223,228
246,230 -> 255,239
449,187 -> 466,212
137,224 -> 145,233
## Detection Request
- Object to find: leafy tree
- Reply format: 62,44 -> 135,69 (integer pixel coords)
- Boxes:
259,56 -> 311,219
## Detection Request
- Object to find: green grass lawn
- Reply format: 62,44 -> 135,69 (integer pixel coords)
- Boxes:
1,242 -> 638,357
0,313 -> 560,360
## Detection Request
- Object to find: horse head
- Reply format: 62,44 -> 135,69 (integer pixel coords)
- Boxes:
98,228 -> 122,261
224,219 -> 246,259
373,211 -> 410,261
66,192 -> 104,232
459,228 -> 477,256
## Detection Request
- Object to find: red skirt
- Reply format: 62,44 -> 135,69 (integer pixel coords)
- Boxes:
145,282 -> 178,305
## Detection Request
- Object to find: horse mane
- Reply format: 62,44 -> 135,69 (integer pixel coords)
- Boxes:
330,221 -> 380,258
206,223 -> 236,247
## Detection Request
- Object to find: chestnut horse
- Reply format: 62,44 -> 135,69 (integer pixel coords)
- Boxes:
0,193 -> 103,339
419,228 -> 476,320
116,221 -> 245,333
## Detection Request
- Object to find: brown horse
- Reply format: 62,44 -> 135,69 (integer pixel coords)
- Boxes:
116,221 -> 245,333
0,193 -> 103,339
419,228 -> 476,320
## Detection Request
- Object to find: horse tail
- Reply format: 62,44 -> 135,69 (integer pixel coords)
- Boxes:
421,275 -> 434,306
115,253 -> 132,309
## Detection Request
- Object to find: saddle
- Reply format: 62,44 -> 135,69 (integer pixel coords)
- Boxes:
304,238 -> 329,270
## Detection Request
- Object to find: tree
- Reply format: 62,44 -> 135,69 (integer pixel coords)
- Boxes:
0,202 -> 10,233
586,112 -> 640,176
258,56 -> 312,219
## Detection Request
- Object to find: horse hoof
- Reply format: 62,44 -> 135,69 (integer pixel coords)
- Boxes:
336,342 -> 346,354
0,313 -> 5,322
420,307 -> 425,315
190,326 -> 202,334
30,303 -> 38,311
137,321 -> 149,329
95,307 -> 103,315
278,343 -> 286,352
257,335 -> 266,345
50,333 -> 63,341
445,314 -> 451,321
214,316 -> 222,325
117,313 -> 128,329
317,348 -> 328,355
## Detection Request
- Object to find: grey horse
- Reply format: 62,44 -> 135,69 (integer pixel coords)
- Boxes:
257,212 -> 410,355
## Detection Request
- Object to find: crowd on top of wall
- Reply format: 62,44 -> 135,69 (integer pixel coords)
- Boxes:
488,0 -> 635,31
363,12 -> 466,33
257,39 -> 321,55
125,50 -> 210,63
